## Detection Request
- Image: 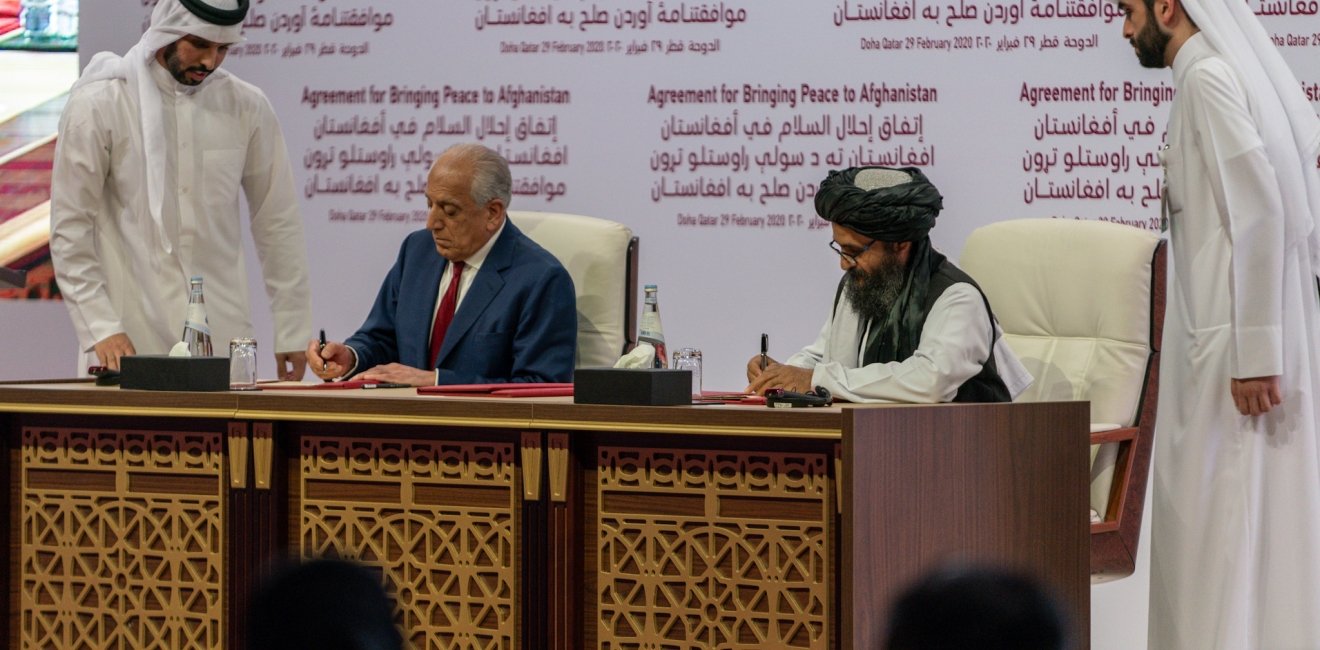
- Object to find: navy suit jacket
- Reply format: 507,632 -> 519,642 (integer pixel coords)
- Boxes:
345,220 -> 576,384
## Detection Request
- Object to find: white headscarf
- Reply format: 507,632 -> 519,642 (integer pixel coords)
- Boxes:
71,0 -> 246,256
1180,0 -> 1320,255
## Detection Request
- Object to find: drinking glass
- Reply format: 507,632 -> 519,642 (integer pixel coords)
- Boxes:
229,338 -> 259,390
672,347 -> 702,397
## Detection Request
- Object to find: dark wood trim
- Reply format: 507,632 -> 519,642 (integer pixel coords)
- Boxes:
0,386 -> 239,412
831,444 -> 842,650
546,432 -> 582,650
514,430 -> 546,650
128,472 -> 219,494
1090,426 -> 1137,445
2,414 -> 12,650
1091,239 -> 1166,582
258,421 -> 288,580
0,377 -> 96,385
520,432 -> 547,650
304,480 -> 402,503
533,402 -> 843,437
226,421 -> 252,650
842,402 -> 1090,650
579,459 -> 599,650
236,391 -> 536,424
25,467 -> 116,490
1091,521 -> 1120,534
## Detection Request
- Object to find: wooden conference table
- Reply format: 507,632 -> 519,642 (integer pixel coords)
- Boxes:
0,382 -> 1088,649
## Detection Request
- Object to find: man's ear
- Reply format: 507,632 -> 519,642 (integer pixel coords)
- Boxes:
894,240 -> 914,265
1153,0 -> 1177,28
485,199 -> 506,231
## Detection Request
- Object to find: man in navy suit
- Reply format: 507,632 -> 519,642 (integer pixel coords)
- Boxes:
308,144 -> 576,386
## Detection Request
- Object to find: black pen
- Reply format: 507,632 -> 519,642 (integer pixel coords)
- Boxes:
318,329 -> 328,372
760,333 -> 769,371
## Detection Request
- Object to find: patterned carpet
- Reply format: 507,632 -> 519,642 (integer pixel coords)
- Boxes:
0,139 -> 55,222
0,0 -> 18,38
0,93 -> 62,299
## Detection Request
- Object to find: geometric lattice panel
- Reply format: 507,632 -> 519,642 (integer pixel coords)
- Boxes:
300,437 -> 518,650
20,428 -> 225,650
597,448 -> 831,649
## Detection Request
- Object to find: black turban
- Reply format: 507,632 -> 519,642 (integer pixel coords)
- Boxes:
815,166 -> 949,365
813,166 -> 943,242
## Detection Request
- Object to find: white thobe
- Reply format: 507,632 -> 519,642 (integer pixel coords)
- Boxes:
50,60 -> 312,368
1151,33 -> 1320,650
786,282 -> 1030,403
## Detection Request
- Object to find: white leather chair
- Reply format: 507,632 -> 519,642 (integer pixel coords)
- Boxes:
960,218 -> 1165,581
507,211 -> 638,369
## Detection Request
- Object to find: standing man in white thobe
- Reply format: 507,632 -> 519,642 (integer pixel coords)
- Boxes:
1117,0 -> 1320,646
50,0 -> 312,378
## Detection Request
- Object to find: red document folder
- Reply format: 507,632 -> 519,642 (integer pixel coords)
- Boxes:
416,383 -> 574,397
256,380 -> 403,390
693,391 -> 766,405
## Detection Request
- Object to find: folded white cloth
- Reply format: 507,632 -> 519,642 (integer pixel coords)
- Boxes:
614,342 -> 655,368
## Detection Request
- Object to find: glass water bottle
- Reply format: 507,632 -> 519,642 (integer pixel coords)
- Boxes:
181,276 -> 213,356
639,284 -> 667,368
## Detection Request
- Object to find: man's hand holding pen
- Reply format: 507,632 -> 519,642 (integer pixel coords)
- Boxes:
748,333 -> 771,379
744,332 -> 810,394
306,335 -> 352,381
745,358 -> 813,395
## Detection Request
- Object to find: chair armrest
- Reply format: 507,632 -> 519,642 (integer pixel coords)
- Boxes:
1091,426 -> 1137,445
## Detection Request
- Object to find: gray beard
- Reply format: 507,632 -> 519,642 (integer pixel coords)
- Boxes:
844,260 -> 907,324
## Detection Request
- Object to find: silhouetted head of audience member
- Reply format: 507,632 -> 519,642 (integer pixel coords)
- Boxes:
884,564 -> 1070,650
247,558 -> 401,650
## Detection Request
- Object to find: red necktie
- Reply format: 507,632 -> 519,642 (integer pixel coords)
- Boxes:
428,261 -> 464,368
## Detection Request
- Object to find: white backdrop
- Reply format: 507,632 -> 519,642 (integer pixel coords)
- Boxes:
33,0 -> 1320,393
7,2 -> 1320,647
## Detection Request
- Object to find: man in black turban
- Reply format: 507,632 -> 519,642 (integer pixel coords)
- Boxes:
746,166 -> 1029,403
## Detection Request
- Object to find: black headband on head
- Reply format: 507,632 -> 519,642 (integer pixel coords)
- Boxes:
814,166 -> 943,242
178,0 -> 249,26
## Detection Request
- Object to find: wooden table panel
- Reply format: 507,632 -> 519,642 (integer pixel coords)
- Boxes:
0,385 -> 1089,650
591,444 -> 833,649
18,423 -> 228,650
295,431 -> 522,649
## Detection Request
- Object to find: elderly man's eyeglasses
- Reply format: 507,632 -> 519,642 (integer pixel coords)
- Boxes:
829,239 -> 877,265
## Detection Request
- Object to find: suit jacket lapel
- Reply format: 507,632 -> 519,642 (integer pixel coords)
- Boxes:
412,252 -> 445,368
435,221 -> 518,366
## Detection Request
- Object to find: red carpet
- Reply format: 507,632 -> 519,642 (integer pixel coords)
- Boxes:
0,0 -> 19,37
0,139 -> 55,221
0,138 -> 57,300
0,91 -> 65,299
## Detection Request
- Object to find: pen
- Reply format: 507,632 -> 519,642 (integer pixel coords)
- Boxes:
760,333 -> 769,371
318,329 -> 329,378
